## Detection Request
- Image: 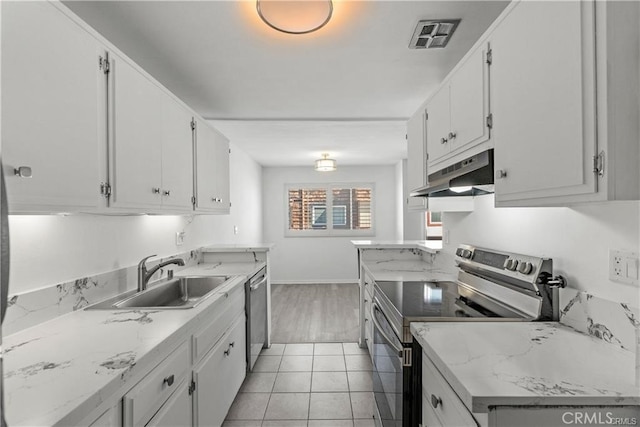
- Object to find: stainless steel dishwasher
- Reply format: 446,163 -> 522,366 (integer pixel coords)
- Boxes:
245,266 -> 267,371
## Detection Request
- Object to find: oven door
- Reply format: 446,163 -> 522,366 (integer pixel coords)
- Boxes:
371,298 -> 403,427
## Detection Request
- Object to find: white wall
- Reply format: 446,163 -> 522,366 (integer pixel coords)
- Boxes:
401,159 -> 425,240
439,195 -> 640,306
263,165 -> 398,283
8,142 -> 263,294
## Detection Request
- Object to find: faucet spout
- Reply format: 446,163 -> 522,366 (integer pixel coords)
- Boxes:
137,255 -> 185,292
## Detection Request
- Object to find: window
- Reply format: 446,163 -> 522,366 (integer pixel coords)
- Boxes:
287,184 -> 374,236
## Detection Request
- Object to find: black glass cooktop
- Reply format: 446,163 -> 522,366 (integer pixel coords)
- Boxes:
374,280 -> 462,318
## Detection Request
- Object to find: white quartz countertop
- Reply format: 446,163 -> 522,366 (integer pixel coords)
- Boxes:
411,322 -> 640,412
362,259 -> 456,283
3,261 -> 265,427
351,240 -> 442,253
177,261 -> 265,277
201,243 -> 274,252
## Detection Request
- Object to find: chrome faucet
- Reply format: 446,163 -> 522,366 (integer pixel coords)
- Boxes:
137,255 -> 185,292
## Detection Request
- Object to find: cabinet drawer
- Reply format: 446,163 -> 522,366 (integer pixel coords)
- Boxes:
422,355 -> 477,427
192,284 -> 244,363
123,340 -> 190,427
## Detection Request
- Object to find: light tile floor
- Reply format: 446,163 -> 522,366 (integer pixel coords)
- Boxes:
223,343 -> 375,427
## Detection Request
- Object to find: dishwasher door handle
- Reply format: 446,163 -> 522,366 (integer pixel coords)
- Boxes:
250,276 -> 267,291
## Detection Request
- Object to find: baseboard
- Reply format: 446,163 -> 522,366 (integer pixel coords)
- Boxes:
271,279 -> 358,285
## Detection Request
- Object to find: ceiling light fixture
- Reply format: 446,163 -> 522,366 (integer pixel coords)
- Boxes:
315,153 -> 337,172
256,0 -> 333,35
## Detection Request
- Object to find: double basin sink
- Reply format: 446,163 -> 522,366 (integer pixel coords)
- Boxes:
87,275 -> 234,310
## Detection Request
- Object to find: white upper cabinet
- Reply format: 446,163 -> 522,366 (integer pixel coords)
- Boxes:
490,1 -> 598,206
194,120 -> 230,214
2,1 -> 104,213
108,53 -> 164,210
406,109 -> 427,210
108,54 -> 194,212
160,94 -> 195,211
426,44 -> 491,168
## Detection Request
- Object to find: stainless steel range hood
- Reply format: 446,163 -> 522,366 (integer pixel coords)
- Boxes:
410,149 -> 494,198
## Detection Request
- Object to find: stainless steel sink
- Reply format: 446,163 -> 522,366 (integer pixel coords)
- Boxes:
86,276 -> 232,310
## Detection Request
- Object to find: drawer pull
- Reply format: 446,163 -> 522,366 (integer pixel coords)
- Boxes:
163,374 -> 175,387
229,341 -> 235,348
431,394 -> 442,409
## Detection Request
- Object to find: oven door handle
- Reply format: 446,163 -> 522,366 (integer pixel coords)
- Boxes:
371,302 -> 403,355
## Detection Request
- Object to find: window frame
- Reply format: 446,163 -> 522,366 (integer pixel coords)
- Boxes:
285,183 -> 375,237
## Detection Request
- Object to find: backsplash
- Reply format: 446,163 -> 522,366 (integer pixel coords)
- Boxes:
3,250 -> 201,336
559,288 -> 639,352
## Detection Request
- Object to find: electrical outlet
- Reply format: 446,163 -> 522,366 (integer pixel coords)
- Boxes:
609,249 -> 639,285
176,231 -> 185,246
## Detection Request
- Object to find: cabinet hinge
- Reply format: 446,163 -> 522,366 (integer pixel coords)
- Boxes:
593,150 -> 605,177
425,112 -> 429,121
100,182 -> 111,198
188,380 -> 196,395
486,48 -> 493,65
99,56 -> 110,74
402,347 -> 412,367
191,196 -> 197,205
190,119 -> 196,131
486,113 -> 493,129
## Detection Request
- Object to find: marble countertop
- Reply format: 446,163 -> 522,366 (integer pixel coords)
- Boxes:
201,243 -> 274,253
3,261 -> 264,427
177,261 -> 265,277
411,322 -> 640,413
362,258 -> 456,282
351,240 -> 442,253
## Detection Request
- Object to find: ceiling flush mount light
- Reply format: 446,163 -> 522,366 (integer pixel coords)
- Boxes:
409,19 -> 461,49
257,0 -> 333,35
315,153 -> 336,172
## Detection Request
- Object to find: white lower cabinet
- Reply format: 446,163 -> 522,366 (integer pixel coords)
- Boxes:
193,314 -> 247,427
422,354 -> 478,427
145,381 -> 192,427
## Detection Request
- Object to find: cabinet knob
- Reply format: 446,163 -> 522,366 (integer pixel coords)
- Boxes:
163,190 -> 171,196
163,374 -> 175,387
152,187 -> 161,194
448,131 -> 457,140
431,394 -> 442,409
440,137 -> 448,145
14,166 -> 32,178
496,169 -> 507,179
212,197 -> 222,202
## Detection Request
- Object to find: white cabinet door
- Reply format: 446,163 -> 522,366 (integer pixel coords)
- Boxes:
109,53 -> 163,210
160,94 -> 194,211
491,1 -> 597,205
2,1 -> 103,213
406,110 -> 427,210
425,86 -> 451,166
193,315 -> 246,427
145,382 -> 192,427
194,121 -> 230,214
449,45 -> 490,154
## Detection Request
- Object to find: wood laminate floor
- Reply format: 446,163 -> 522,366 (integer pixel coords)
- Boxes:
271,283 -> 360,343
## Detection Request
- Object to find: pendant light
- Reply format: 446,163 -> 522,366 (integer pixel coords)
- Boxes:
315,153 -> 337,172
257,0 -> 333,35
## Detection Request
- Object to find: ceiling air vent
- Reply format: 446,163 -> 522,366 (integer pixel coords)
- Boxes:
409,19 -> 461,49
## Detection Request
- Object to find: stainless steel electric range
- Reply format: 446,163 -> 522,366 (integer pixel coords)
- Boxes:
370,244 -> 566,427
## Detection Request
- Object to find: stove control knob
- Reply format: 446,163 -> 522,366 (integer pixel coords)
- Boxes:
504,258 -> 518,271
461,249 -> 472,259
518,261 -> 533,275
456,248 -> 464,257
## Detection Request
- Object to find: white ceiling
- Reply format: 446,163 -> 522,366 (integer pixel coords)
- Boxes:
64,0 -> 509,167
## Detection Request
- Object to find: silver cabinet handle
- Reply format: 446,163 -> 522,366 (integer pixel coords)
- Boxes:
370,302 -> 403,354
431,394 -> 442,409
152,187 -> 161,194
496,169 -> 507,179
163,190 -> 171,196
14,166 -> 33,178
212,197 -> 222,202
448,131 -> 457,140
440,137 -> 448,144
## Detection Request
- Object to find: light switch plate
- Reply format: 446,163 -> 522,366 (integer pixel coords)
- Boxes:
176,231 -> 185,246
